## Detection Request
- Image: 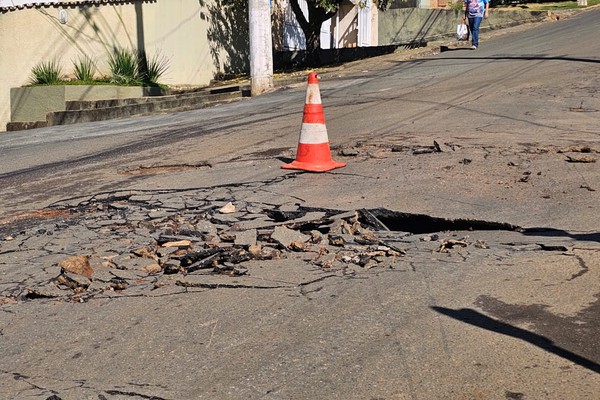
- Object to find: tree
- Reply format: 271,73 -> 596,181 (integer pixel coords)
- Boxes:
288,0 -> 390,64
288,0 -> 342,63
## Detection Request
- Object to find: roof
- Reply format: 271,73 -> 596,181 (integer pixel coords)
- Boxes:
0,0 -> 152,12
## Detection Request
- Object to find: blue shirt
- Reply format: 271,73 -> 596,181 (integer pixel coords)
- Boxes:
465,0 -> 489,18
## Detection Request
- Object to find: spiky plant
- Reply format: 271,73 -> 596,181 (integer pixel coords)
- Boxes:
73,56 -> 97,82
138,51 -> 170,84
108,47 -> 139,85
30,59 -> 63,85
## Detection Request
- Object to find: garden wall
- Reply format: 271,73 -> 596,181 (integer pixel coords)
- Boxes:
0,0 -> 249,131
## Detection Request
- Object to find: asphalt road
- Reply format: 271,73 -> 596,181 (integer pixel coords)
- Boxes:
1,7 -> 599,400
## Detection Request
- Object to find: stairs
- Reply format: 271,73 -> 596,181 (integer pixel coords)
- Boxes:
7,84 -> 250,132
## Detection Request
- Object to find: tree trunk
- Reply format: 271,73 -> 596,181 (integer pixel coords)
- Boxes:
289,0 -> 337,66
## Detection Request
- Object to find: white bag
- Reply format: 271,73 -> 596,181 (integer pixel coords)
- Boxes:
456,23 -> 469,41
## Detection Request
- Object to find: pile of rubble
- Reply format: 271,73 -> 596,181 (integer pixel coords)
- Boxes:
0,190 -> 406,303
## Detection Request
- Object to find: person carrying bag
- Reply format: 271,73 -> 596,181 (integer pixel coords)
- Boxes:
464,0 -> 490,49
456,18 -> 469,41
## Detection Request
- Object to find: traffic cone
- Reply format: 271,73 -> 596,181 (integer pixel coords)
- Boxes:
282,72 -> 346,172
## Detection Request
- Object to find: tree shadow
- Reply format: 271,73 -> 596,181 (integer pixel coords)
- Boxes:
199,0 -> 249,79
431,306 -> 600,374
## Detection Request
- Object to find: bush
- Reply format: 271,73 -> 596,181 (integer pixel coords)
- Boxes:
30,59 -> 63,84
73,56 -> 97,81
139,51 -> 170,84
108,47 -> 139,85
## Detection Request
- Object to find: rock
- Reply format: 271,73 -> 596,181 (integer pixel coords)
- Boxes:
143,264 -> 162,274
161,240 -> 192,248
219,202 -> 236,214
249,245 -> 282,260
271,226 -> 310,248
55,272 -> 92,289
218,231 -> 237,242
289,241 -> 308,251
26,284 -> 66,298
341,148 -> 359,156
59,255 -> 94,278
234,229 -> 257,246
132,246 -> 158,259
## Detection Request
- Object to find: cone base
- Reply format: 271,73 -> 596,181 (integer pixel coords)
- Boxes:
281,159 -> 346,172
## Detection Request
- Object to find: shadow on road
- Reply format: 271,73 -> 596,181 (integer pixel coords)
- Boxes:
521,228 -> 600,243
431,306 -> 600,374
435,55 -> 600,64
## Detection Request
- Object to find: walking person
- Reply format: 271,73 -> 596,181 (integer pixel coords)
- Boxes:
464,0 -> 490,49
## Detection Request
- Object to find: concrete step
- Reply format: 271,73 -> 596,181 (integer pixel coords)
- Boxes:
7,84 -> 250,131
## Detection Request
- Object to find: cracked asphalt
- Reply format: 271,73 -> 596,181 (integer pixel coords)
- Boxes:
1,8 -> 600,400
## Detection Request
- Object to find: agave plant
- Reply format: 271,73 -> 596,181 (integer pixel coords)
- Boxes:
138,50 -> 170,84
73,55 -> 97,82
107,47 -> 139,85
30,58 -> 63,84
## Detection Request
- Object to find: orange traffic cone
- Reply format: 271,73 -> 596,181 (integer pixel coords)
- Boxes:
282,72 -> 346,172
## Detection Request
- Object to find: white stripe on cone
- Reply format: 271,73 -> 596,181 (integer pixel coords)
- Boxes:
299,123 -> 329,144
305,84 -> 322,104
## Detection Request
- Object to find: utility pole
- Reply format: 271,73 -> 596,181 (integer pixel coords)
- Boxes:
249,0 -> 274,96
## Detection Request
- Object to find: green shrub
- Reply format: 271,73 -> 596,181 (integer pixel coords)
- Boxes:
108,47 -> 139,85
30,59 -> 63,84
73,56 -> 97,81
138,51 -> 170,84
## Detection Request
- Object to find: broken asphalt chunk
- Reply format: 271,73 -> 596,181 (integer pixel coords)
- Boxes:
59,255 -> 94,278
271,226 -> 310,248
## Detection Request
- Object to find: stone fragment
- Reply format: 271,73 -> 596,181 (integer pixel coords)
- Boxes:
309,230 -> 324,244
218,231 -> 237,242
26,284 -> 66,298
110,268 -> 141,280
132,246 -> 158,259
271,226 -> 310,248
249,245 -> 282,260
234,229 -> 257,246
55,272 -> 92,289
328,234 -> 355,246
289,241 -> 308,251
59,255 -> 94,278
161,240 -> 192,248
148,210 -> 172,219
219,202 -> 236,214
143,264 -> 162,274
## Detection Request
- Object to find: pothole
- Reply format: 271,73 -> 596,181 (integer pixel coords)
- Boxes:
361,208 -> 520,234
